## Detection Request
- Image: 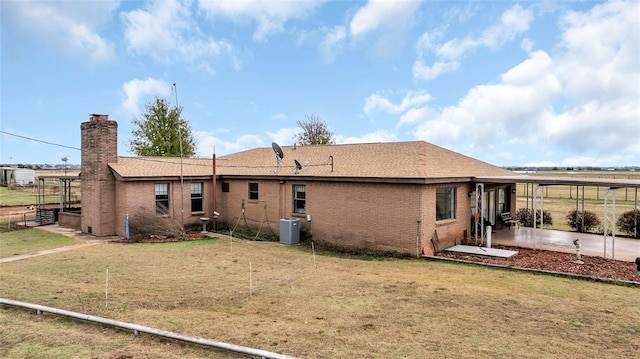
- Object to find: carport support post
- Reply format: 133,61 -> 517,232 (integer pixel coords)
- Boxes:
603,188 -> 616,259
475,183 -> 484,245
533,184 -> 544,250
635,188 -> 638,239
59,178 -> 64,213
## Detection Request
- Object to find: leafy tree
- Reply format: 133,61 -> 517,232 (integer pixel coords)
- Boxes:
566,210 -> 601,233
295,114 -> 335,145
130,97 -> 196,157
617,209 -> 640,238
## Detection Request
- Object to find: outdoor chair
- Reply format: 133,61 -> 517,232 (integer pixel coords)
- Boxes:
500,212 -> 519,231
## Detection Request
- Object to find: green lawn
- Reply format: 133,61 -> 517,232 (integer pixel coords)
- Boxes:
1,229 -> 638,358
0,186 -> 39,206
0,228 -> 81,258
0,185 -> 80,206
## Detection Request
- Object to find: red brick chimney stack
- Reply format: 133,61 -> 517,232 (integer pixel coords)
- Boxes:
80,114 -> 118,236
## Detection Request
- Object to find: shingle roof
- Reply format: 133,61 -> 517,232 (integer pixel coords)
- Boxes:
109,141 -> 514,181
109,157 -> 213,179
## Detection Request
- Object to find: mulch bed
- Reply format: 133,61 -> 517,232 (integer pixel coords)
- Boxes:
109,233 -> 211,243
439,245 -> 640,283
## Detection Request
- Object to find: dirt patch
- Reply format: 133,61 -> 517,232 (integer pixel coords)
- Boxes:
439,245 -> 639,283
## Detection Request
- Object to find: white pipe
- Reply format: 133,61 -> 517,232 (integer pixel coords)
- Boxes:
0,298 -> 297,359
486,225 -> 492,248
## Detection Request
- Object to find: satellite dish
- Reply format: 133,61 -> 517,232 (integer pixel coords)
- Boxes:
294,159 -> 302,174
272,142 -> 284,159
272,142 -> 284,173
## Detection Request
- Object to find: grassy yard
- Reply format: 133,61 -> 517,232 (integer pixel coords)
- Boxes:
0,228 -> 81,258
515,197 -> 637,233
0,185 -> 80,206
1,231 -> 639,358
0,186 -> 41,206
514,172 -> 638,234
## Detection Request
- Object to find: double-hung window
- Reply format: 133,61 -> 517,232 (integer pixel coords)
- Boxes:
191,182 -> 203,213
436,187 -> 456,221
155,183 -> 169,215
293,184 -> 306,214
248,183 -> 259,200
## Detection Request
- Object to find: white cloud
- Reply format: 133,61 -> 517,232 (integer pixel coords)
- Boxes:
364,91 -> 432,115
122,0 -> 237,71
480,4 -> 533,48
122,78 -> 172,115
554,154 -> 635,168
413,4 -> 533,80
412,60 -> 461,81
520,38 -> 534,52
271,113 -> 288,120
411,1 -> 639,164
1,1 -> 117,62
349,0 -> 422,37
414,49 -> 561,150
556,0 -> 640,104
198,0 -> 321,42
319,26 -> 346,64
194,127 -> 300,157
544,100 -> 639,154
266,127 -> 299,146
397,107 -> 432,128
196,131 -> 265,157
336,130 -> 398,144
522,160 -> 559,168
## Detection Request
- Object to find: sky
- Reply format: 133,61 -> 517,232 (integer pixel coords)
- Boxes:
1,0 -> 638,168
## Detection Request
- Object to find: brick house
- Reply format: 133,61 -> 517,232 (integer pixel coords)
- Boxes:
81,115 -> 516,256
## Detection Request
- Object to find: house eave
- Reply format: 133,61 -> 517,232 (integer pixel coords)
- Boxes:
217,174 -> 479,185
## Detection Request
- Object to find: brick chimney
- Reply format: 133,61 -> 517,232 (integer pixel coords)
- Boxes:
80,114 -> 117,236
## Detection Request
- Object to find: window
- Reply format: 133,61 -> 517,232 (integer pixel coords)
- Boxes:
191,182 -> 203,213
155,183 -> 169,215
497,188 -> 506,214
436,187 -> 456,221
293,184 -> 306,214
222,182 -> 230,192
248,183 -> 259,200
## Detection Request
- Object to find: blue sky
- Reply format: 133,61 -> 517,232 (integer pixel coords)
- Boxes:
1,0 -> 638,167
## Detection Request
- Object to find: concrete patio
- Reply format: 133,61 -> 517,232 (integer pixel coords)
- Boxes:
489,226 -> 639,262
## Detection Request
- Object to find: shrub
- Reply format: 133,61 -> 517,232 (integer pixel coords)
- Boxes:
128,206 -> 184,240
566,210 -> 601,233
514,208 -> 553,228
617,209 -> 640,239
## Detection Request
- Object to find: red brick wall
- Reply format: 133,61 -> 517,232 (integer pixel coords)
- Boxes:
307,181 -> 424,254
216,178 -> 479,256
216,179 -> 282,231
113,179 -> 215,237
421,183 -> 475,256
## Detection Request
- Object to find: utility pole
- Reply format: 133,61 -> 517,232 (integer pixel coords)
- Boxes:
61,156 -> 68,176
173,83 -> 185,230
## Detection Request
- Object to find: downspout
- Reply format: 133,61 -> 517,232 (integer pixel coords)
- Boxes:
212,152 -> 217,231
634,188 -> 638,239
417,187 -> 424,257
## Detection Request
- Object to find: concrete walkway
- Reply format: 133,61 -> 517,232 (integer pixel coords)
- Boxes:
0,225 -> 115,264
491,226 -> 640,262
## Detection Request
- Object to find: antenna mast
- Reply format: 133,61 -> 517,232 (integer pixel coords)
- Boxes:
173,83 -> 184,230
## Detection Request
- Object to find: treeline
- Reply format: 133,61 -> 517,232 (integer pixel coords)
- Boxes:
505,166 -> 639,172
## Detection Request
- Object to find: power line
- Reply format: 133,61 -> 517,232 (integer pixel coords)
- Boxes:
0,130 -> 81,151
0,130 -> 330,171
